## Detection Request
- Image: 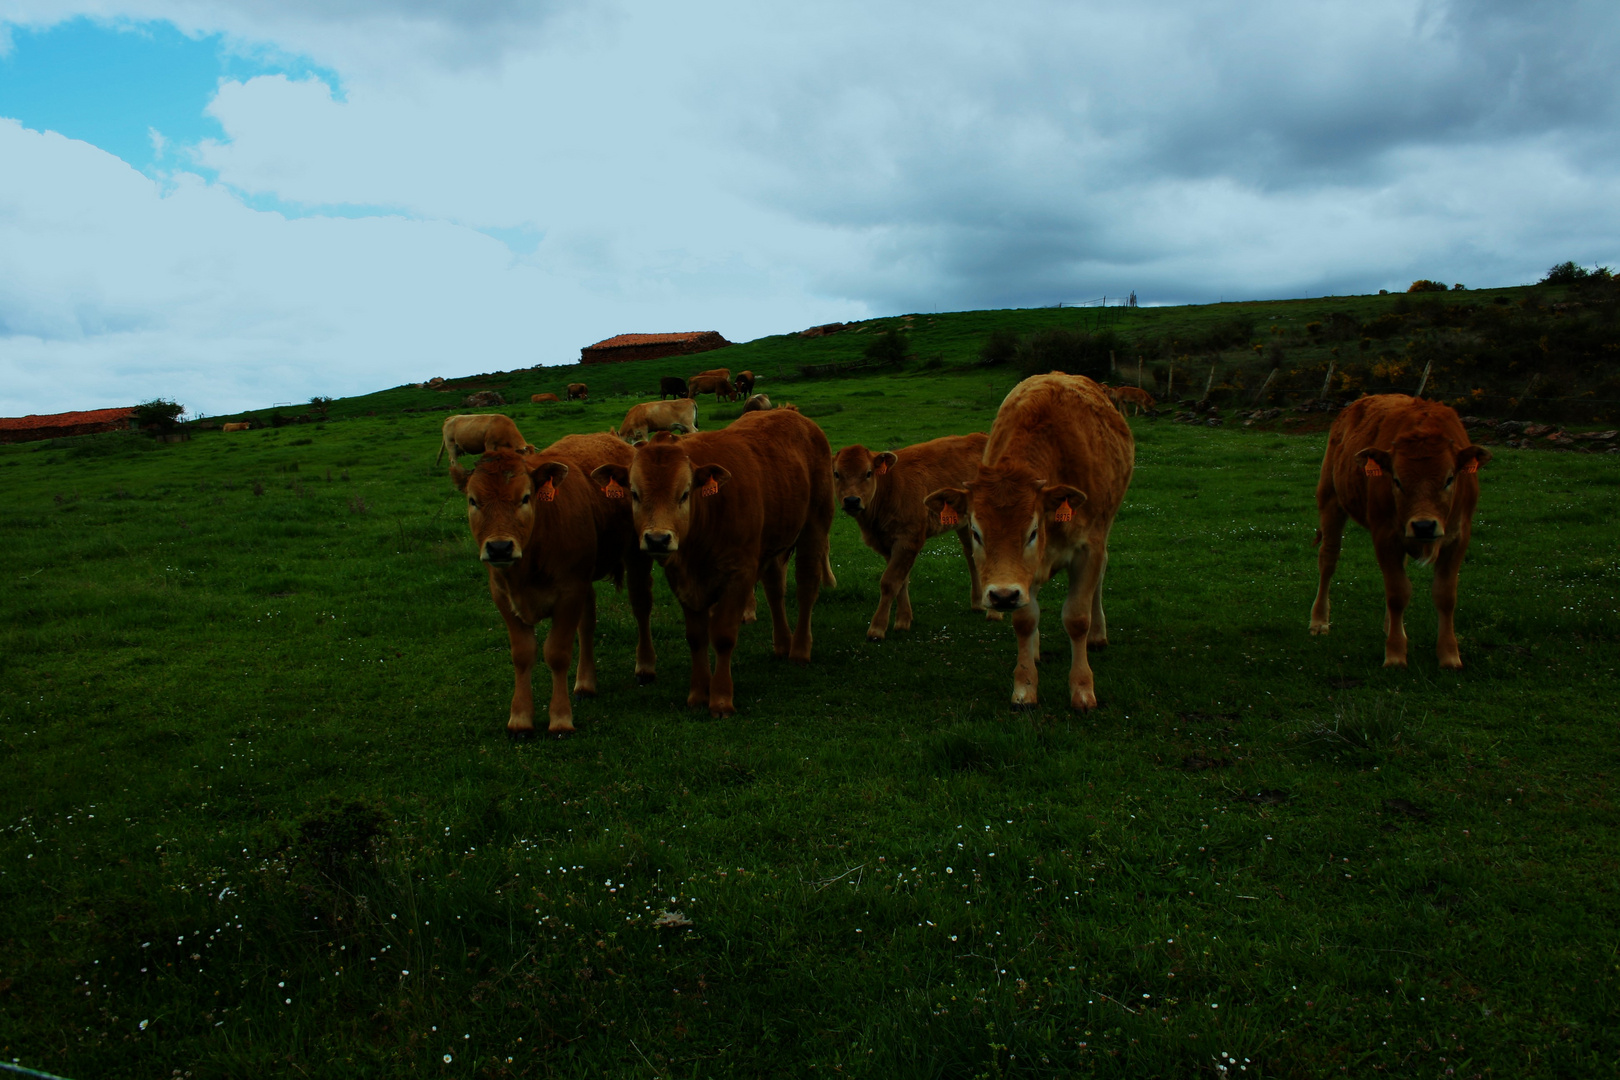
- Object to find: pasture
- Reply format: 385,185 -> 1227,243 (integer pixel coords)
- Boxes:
2,365 -> 1617,1078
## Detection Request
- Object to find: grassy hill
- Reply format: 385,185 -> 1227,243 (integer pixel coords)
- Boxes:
2,357 -> 1617,1078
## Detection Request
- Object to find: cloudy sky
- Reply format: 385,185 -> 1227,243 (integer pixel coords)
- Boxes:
1,1 -> 1617,417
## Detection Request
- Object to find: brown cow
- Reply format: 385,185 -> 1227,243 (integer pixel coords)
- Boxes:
589,409 -> 835,717
741,393 -> 772,413
436,413 -> 532,466
687,375 -> 736,402
451,435 -> 656,737
619,398 -> 699,443
532,393 -> 560,404
926,374 -> 1134,710
566,383 -> 589,401
221,422 -> 252,432
835,434 -> 991,641
1309,394 -> 1490,669
733,370 -> 756,396
1110,386 -> 1156,416
692,368 -> 731,382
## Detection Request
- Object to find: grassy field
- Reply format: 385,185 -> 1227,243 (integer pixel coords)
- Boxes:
3,361 -> 1619,1079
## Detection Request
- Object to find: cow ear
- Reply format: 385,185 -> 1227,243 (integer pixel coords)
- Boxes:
450,465 -> 471,493
1355,448 -> 1394,477
531,461 -> 569,498
692,464 -> 730,496
874,451 -> 898,475
925,487 -> 968,528
589,464 -> 630,497
1041,485 -> 1087,523
1456,444 -> 1491,474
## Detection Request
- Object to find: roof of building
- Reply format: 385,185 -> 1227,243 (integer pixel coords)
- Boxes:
0,406 -> 136,431
584,331 -> 722,350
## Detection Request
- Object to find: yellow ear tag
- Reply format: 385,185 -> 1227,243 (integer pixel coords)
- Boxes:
1054,499 -> 1074,523
538,478 -> 556,502
603,478 -> 625,499
1363,459 -> 1383,477
1464,459 -> 1479,474
701,476 -> 720,497
875,460 -> 889,476
938,504 -> 960,527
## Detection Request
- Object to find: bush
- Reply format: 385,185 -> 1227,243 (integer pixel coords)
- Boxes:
863,328 -> 910,367
978,328 -> 1019,367
133,398 -> 185,434
1407,279 -> 1449,293
1540,261 -> 1612,286
1014,328 -> 1118,382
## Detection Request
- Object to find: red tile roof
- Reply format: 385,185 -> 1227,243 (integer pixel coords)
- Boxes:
0,406 -> 136,431
585,332 -> 718,350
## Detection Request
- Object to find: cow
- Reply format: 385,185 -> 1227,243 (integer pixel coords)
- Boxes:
589,409 -> 835,717
925,373 -> 1134,710
1309,394 -> 1490,669
619,398 -> 699,443
660,376 -> 688,400
532,393 -> 560,404
741,393 -> 772,413
1110,386 -> 1156,416
687,375 -> 736,402
566,383 -> 589,401
451,435 -> 656,737
221,422 -> 251,432
692,368 -> 731,382
436,413 -> 533,466
835,433 -> 991,641
733,370 -> 756,397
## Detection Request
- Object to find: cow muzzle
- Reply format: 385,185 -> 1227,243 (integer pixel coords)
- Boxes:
841,496 -> 864,514
482,538 -> 519,566
985,585 -> 1026,611
1407,518 -> 1443,541
642,529 -> 677,554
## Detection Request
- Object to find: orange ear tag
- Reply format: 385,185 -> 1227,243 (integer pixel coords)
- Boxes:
1054,499 -> 1074,523
603,478 -> 625,499
1464,459 -> 1479,474
538,478 -> 556,502
938,504 -> 960,527
701,476 -> 720,497
1363,460 -> 1383,477
875,460 -> 889,476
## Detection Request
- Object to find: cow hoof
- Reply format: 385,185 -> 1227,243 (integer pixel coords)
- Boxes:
1010,701 -> 1038,713
984,610 -> 1005,622
506,728 -> 536,742
572,688 -> 597,700
709,704 -> 736,718
1439,658 -> 1463,671
1383,657 -> 1408,668
636,672 -> 657,685
866,630 -> 886,643
1309,623 -> 1330,636
1088,638 -> 1109,651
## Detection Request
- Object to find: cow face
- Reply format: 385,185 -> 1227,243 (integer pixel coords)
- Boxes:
591,437 -> 728,557
1355,440 -> 1490,544
926,463 -> 1085,612
832,446 -> 897,515
451,450 -> 568,567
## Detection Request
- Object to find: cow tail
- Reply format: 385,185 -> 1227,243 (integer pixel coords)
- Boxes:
1313,528 -> 1323,550
822,551 -> 837,588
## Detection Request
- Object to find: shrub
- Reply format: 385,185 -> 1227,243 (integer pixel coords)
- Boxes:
863,328 -> 910,367
1539,260 -> 1613,285
978,328 -> 1019,367
133,398 -> 185,435
1014,328 -> 1118,382
1408,280 -> 1449,293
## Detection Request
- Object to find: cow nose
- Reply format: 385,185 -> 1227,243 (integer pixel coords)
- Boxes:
1410,518 -> 1441,540
986,586 -> 1024,611
643,530 -> 674,553
483,539 -> 516,563
842,496 -> 863,513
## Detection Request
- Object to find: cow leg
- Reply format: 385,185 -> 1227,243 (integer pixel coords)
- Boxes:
540,606 -> 580,735
1086,544 -> 1110,648
868,545 -> 920,641
790,533 -> 826,665
707,591 -> 747,718
500,608 -> 541,738
1011,601 -> 1041,709
1064,548 -> 1106,709
1375,542 -> 1412,667
760,557 -> 792,657
572,586 -> 598,698
627,553 -> 657,684
742,581 -> 759,624
682,604 -> 712,710
896,580 -> 914,632
1310,497 -> 1348,634
1433,538 -> 1468,670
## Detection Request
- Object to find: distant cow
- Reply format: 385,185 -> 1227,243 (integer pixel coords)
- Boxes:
733,370 -> 756,396
741,393 -> 772,413
451,435 -> 656,737
619,399 -> 699,443
692,368 -> 731,382
1109,386 -> 1156,416
436,413 -> 532,466
660,377 -> 688,400
926,374 -> 1134,710
835,433 -> 990,641
566,383 -> 589,401
1310,394 -> 1490,669
221,422 -> 251,432
688,375 -> 736,402
532,393 -> 560,404
590,409 -> 835,717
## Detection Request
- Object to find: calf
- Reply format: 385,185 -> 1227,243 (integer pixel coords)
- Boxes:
532,393 -> 560,404
733,370 -> 756,396
590,409 -> 835,716
436,413 -> 532,466
221,422 -> 251,432
834,433 -> 990,640
566,383 -> 589,401
1310,394 -> 1490,669
687,375 -> 736,402
660,376 -> 688,399
1110,386 -> 1155,416
619,398 -> 699,443
451,435 -> 656,737
692,367 -> 731,382
926,374 -> 1134,710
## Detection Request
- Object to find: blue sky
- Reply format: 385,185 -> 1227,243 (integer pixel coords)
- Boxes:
1,1 -> 1618,417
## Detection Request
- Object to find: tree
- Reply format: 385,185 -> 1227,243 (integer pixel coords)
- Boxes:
864,328 -> 910,367
133,398 -> 185,435
310,396 -> 334,418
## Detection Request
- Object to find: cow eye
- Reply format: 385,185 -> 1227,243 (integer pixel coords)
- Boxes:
865,470 -> 872,479
678,490 -> 689,504
832,471 -> 840,480
1391,476 -> 1403,490
1444,474 -> 1455,488
971,527 -> 983,544
1027,527 -> 1039,545
631,490 -> 641,503
468,498 -> 478,508
520,493 -> 530,506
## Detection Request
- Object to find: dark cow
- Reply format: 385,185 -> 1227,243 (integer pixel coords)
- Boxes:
1310,394 -> 1490,669
660,376 -> 688,400
566,383 -> 589,401
733,370 -> 756,396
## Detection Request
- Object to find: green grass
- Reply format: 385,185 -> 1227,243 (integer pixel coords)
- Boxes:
3,364 -> 1619,1078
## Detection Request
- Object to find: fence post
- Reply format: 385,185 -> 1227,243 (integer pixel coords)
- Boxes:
1203,365 -> 1216,400
1138,356 -> 1145,389
1251,367 -> 1278,405
1319,359 -> 1335,400
1414,359 -> 1432,399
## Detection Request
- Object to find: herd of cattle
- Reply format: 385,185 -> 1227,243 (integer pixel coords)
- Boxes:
437,373 -> 1489,738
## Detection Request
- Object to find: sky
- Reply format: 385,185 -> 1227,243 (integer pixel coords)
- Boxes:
1,1 -> 1617,417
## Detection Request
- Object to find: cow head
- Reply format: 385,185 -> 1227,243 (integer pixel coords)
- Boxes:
832,445 -> 897,515
926,462 -> 1086,612
450,449 -> 567,567
591,434 -> 727,557
1355,437 -> 1490,544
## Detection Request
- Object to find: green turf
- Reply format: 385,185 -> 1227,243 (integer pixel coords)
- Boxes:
2,363 -> 1618,1079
